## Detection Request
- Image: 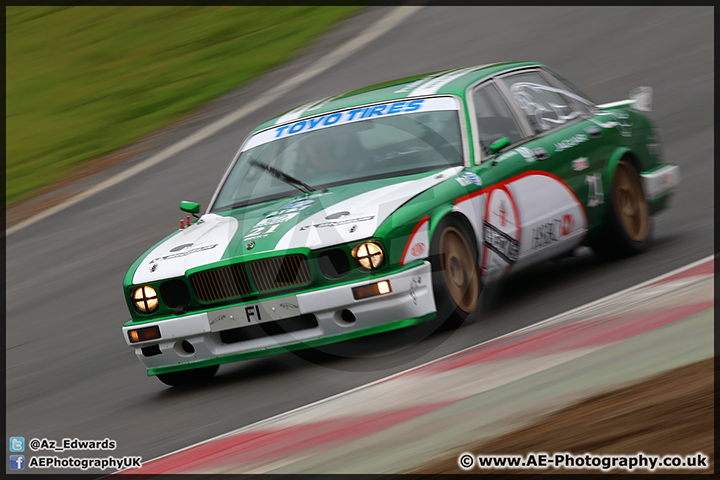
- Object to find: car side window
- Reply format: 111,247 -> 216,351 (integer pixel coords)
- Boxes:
543,70 -> 596,117
472,83 -> 524,155
500,71 -> 583,135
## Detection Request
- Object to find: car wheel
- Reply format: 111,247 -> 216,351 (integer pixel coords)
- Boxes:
156,364 -> 219,387
592,159 -> 651,260
430,217 -> 481,327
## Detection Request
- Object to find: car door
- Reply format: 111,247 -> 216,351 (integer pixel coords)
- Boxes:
463,79 -> 538,281
468,70 -> 602,281
493,68 -> 609,270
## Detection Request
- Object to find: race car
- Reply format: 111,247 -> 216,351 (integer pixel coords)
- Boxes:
121,61 -> 679,386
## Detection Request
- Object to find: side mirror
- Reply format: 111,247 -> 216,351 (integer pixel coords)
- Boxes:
180,201 -> 200,214
629,86 -> 652,112
488,137 -> 510,155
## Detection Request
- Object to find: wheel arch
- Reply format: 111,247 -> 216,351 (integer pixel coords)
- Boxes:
604,147 -> 648,201
429,208 -> 481,264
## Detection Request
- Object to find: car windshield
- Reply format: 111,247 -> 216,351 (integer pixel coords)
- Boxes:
211,97 -> 464,212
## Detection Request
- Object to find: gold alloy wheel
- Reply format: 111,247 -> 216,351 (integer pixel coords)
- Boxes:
613,160 -> 650,242
439,226 -> 480,313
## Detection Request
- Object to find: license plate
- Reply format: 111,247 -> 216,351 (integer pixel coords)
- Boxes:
208,296 -> 300,332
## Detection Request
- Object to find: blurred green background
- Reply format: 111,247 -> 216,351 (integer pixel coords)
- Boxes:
6,6 -> 361,206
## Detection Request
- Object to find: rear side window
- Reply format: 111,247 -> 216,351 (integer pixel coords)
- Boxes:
501,71 -> 582,134
472,83 -> 524,155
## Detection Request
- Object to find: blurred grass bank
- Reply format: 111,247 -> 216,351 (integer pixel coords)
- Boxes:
6,6 -> 361,206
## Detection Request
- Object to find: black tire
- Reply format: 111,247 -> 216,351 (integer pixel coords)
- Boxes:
156,364 -> 219,387
430,216 -> 482,328
591,159 -> 651,260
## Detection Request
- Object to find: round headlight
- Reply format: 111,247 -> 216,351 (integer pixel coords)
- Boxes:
132,286 -> 159,313
352,242 -> 384,271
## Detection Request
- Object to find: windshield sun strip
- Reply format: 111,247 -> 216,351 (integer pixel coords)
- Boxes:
209,95 -> 469,213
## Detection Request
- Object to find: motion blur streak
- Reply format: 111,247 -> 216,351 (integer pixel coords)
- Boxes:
119,257 -> 713,474
7,7 -> 711,475
5,5 -> 424,237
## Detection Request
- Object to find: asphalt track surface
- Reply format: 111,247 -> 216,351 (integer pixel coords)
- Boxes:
6,6 -> 713,472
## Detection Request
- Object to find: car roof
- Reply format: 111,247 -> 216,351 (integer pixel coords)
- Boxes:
252,61 -> 543,133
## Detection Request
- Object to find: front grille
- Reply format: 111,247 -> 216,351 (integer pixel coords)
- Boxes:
189,254 -> 311,303
190,264 -> 251,303
248,255 -> 311,292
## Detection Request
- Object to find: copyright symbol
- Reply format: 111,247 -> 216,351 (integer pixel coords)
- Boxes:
29,439 -> 41,451
458,452 -> 475,470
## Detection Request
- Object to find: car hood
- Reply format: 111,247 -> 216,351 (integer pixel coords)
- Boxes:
132,167 -> 461,284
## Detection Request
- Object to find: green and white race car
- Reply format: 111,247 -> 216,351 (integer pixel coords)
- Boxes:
122,62 -> 679,386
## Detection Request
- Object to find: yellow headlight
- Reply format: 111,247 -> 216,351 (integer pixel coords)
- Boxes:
352,242 -> 384,271
132,286 -> 159,313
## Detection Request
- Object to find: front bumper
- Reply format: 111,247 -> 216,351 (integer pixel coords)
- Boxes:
122,262 -> 435,375
641,163 -> 679,201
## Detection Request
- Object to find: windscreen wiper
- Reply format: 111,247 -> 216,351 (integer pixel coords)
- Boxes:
249,159 -> 315,194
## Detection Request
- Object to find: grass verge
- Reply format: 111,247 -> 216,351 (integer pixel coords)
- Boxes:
6,6 -> 362,206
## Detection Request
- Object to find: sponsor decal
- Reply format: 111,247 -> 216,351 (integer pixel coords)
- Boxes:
244,224 -> 280,240
149,244 -> 218,264
325,211 -> 350,220
410,242 -> 426,257
170,243 -> 195,253
409,276 -> 422,305
456,176 -> 472,187
456,172 -> 482,187
585,172 -> 604,207
245,209 -> 305,241
531,214 -> 575,250
465,172 -> 482,186
483,221 -> 519,264
274,100 -> 425,138
531,220 -> 559,250
299,215 -> 374,231
517,147 -> 535,162
209,314 -> 227,326
572,157 -> 589,171
554,133 -> 589,152
279,302 -> 299,310
256,212 -> 299,226
282,199 -> 314,210
244,98 -> 459,152
560,214 -> 575,236
246,241 -> 255,250
499,201 -> 508,227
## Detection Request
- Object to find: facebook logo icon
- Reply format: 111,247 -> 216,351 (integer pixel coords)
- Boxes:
10,455 -> 25,470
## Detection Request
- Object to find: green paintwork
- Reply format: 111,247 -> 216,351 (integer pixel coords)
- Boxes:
123,60 -> 675,375
180,200 -> 200,214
